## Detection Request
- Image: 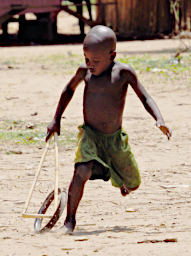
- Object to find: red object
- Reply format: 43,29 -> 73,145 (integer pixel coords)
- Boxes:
0,0 -> 61,17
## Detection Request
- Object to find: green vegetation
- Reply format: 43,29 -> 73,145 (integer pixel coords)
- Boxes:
0,120 -> 77,147
40,52 -> 83,68
117,54 -> 191,75
2,51 -> 190,78
117,53 -> 191,87
0,52 -> 83,75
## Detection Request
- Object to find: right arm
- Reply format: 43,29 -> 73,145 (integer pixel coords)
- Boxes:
46,65 -> 87,141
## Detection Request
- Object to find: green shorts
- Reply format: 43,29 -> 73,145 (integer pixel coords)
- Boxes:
75,124 -> 141,188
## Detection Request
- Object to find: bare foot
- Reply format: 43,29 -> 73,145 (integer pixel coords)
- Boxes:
120,184 -> 130,196
58,224 -> 73,235
58,219 -> 76,234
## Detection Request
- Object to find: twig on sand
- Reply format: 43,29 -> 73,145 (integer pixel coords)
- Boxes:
137,238 -> 177,244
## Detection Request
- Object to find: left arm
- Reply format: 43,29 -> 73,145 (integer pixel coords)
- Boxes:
125,66 -> 172,140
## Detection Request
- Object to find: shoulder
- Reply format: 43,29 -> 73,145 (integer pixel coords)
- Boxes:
114,61 -> 136,76
114,61 -> 138,84
75,63 -> 88,79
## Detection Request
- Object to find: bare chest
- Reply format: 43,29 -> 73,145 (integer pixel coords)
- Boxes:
84,71 -> 126,100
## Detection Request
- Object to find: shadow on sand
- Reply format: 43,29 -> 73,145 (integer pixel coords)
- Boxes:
72,225 -> 136,236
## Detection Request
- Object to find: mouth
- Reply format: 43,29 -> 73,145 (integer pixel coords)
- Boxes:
89,68 -> 95,73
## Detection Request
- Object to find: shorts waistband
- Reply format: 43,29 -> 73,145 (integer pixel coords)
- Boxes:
81,124 -> 122,138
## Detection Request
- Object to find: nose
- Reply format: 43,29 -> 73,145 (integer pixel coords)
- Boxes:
87,63 -> 94,70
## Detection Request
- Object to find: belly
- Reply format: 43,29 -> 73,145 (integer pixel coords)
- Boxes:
83,94 -> 123,133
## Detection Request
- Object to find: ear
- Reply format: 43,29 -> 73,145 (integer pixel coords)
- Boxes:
110,51 -> 116,61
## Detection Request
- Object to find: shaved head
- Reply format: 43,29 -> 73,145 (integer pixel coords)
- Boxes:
83,25 -> 116,53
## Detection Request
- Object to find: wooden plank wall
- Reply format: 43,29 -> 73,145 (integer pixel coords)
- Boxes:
97,0 -> 173,37
179,0 -> 191,31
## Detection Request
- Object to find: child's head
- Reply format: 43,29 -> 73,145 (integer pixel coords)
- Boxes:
83,25 -> 116,76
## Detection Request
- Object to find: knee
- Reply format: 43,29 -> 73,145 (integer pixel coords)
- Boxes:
74,161 -> 93,183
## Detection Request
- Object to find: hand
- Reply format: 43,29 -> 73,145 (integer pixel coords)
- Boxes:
156,120 -> 172,140
46,119 -> 60,142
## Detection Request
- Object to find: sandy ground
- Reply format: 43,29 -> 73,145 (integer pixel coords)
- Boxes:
0,36 -> 191,256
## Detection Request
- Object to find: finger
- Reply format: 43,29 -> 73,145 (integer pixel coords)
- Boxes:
160,127 -> 166,134
168,129 -> 172,138
57,130 -> 60,136
53,131 -> 59,136
167,131 -> 171,140
46,132 -> 51,142
161,128 -> 169,138
165,130 -> 169,139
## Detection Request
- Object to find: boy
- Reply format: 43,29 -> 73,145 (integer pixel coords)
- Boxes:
46,25 -> 171,233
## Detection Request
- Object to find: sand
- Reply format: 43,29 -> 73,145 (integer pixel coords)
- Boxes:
0,36 -> 191,256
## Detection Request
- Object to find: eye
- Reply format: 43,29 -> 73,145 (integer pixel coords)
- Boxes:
93,60 -> 100,64
85,58 -> 89,64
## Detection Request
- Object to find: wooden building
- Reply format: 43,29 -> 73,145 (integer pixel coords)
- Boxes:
96,0 -> 191,38
175,0 -> 191,31
0,0 -> 95,42
1,0 -> 191,43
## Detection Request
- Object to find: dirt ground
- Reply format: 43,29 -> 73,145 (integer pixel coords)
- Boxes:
0,28 -> 191,255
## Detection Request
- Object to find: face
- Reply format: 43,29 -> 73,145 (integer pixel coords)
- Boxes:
83,48 -> 113,76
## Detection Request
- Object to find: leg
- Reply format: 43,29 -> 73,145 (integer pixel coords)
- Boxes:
108,130 -> 141,195
63,161 -> 93,233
